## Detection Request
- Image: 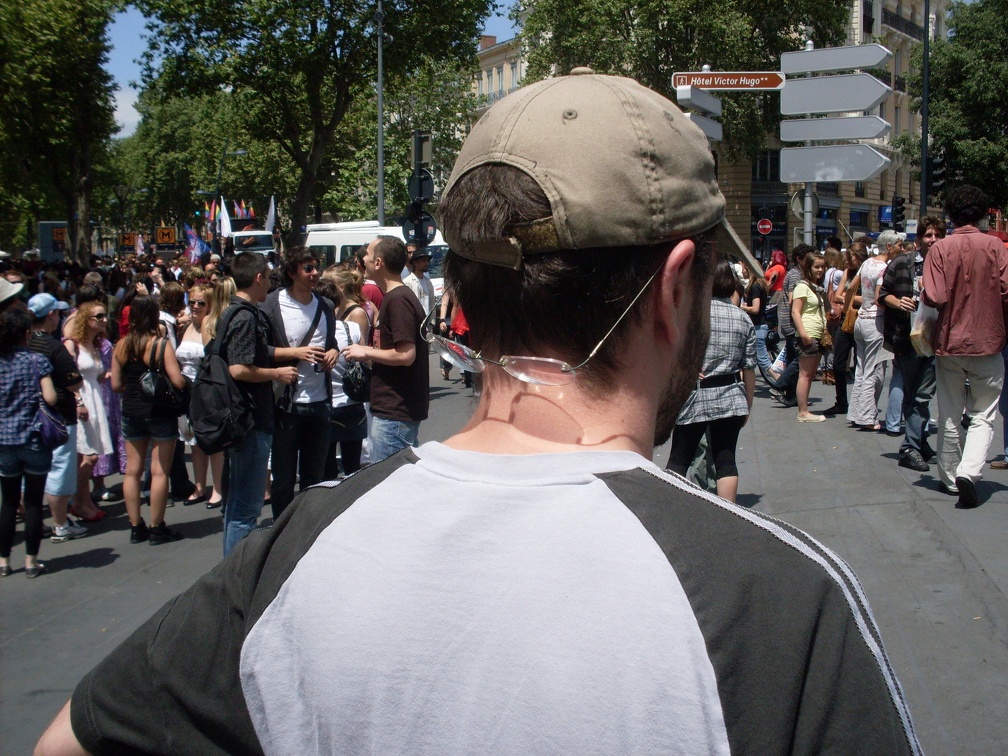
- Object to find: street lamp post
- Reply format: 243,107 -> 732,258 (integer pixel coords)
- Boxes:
375,0 -> 386,226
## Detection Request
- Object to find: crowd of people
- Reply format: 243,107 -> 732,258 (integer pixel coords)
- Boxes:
722,187 -> 1008,511
0,236 -> 445,572
3,183 -> 1008,578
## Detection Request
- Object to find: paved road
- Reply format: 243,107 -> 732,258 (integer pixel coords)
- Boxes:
3,356 -> 1007,754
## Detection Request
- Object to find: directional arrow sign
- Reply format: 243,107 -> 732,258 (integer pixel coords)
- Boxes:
780,145 -> 890,183
673,71 -> 785,90
781,73 -> 890,115
675,85 -> 722,117
684,112 -> 723,142
780,115 -> 891,142
781,43 -> 893,75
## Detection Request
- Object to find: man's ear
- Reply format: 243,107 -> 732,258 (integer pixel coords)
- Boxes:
653,238 -> 699,349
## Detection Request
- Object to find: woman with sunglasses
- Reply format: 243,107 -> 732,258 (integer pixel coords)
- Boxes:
65,301 -> 113,521
176,283 -> 223,508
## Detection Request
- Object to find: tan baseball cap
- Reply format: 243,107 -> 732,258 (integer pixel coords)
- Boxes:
442,68 -> 762,276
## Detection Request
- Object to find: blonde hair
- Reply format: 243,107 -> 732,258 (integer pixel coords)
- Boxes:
321,263 -> 364,309
72,301 -> 107,346
203,277 -> 236,340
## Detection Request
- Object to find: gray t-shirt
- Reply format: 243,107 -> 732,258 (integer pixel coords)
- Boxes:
69,444 -> 921,755
778,265 -> 804,336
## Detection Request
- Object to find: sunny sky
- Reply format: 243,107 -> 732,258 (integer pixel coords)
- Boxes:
107,8 -> 518,136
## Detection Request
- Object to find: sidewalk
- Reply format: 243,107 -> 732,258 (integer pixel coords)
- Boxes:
2,359 -> 1007,753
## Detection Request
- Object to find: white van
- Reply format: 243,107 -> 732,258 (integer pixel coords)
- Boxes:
305,221 -> 446,298
231,229 -> 276,255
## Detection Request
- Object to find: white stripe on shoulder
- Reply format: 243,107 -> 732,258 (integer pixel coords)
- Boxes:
639,465 -> 923,755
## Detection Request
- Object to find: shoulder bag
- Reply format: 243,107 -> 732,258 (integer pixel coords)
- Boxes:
340,321 -> 371,403
140,337 -> 190,416
29,357 -> 69,449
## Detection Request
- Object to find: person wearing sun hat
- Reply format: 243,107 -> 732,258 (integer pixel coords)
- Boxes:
38,70 -> 919,755
0,277 -> 26,312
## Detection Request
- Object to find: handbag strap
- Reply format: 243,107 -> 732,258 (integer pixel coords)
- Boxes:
148,337 -> 168,372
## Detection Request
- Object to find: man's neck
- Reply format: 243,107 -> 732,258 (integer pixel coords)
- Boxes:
377,272 -> 404,294
287,285 -> 314,305
235,290 -> 256,304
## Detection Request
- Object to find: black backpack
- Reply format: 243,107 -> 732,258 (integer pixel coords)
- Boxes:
190,303 -> 256,455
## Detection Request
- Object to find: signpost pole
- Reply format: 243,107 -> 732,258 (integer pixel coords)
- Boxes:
802,42 -> 814,246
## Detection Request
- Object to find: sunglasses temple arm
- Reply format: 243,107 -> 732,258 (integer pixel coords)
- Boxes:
568,267 -> 662,372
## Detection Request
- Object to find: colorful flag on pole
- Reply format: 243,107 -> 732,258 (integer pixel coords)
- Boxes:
265,195 -> 276,233
208,199 -> 217,222
249,203 -> 255,219
184,224 -> 201,263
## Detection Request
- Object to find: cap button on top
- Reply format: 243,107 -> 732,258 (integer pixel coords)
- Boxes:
569,66 -> 595,76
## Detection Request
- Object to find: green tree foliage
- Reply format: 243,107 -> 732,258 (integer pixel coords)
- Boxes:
0,0 -> 118,260
519,0 -> 849,159
135,0 -> 494,245
324,58 -> 481,222
904,0 -> 1008,207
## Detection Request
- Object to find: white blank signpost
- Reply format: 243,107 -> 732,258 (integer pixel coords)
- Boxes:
779,42 -> 893,243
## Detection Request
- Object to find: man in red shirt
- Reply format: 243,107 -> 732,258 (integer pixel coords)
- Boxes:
922,185 -> 1008,508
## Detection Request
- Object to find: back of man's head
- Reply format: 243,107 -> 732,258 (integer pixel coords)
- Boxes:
438,69 -> 757,387
943,185 -> 987,228
791,244 -> 814,267
374,236 -> 407,276
231,251 -> 268,290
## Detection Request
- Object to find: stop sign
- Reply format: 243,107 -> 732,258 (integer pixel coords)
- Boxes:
757,218 -> 773,235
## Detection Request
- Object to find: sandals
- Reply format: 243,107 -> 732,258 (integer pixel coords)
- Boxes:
855,423 -> 881,432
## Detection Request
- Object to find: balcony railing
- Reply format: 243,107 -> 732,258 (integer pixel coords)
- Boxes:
882,9 -> 924,40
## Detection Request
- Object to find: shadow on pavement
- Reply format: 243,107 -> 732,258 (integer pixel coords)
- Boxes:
43,547 -> 119,572
736,493 -> 762,509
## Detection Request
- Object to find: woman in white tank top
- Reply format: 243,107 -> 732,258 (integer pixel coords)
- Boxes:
176,283 -> 224,508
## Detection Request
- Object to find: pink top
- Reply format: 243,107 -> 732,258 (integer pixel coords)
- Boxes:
922,226 -> 1008,356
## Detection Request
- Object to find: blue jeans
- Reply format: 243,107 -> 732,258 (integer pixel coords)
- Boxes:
894,352 -> 936,455
370,417 -> 420,463
885,359 -> 904,433
753,324 -> 772,373
223,429 -> 272,557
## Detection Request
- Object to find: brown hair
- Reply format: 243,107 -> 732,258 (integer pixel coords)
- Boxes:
800,251 -> 825,285
439,164 -> 713,388
846,239 -> 869,273
159,281 -> 186,317
919,215 -> 946,238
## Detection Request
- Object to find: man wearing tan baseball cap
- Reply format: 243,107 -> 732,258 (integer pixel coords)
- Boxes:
38,71 -> 919,755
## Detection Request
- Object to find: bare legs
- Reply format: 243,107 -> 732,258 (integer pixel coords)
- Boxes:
797,355 -> 821,418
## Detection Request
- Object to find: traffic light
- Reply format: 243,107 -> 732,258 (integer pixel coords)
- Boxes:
403,129 -> 436,248
892,194 -> 906,231
927,150 -> 946,196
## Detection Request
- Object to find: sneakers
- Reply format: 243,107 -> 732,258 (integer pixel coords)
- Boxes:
130,520 -> 149,544
51,519 -> 87,543
898,449 -> 929,472
955,476 -> 979,509
821,405 -> 847,418
990,458 -> 1008,470
921,442 -> 935,462
797,413 -> 826,423
148,523 -> 184,545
